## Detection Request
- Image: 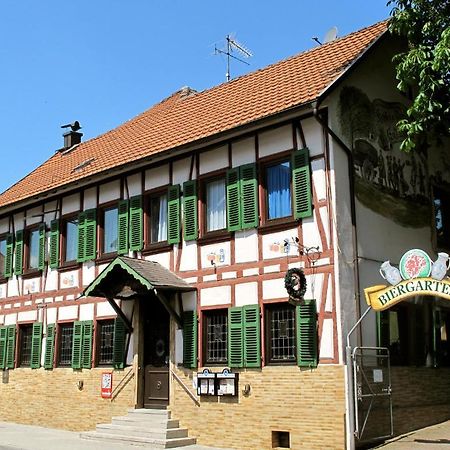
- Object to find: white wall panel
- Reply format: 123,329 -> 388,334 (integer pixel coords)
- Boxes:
26,206 -> 43,226
23,277 -> 40,294
182,291 -> 197,311
173,157 -> 193,186
262,228 -> 298,260
18,310 -> 37,322
200,241 -> 231,269
235,229 -> 258,263
179,241 -> 198,272
45,270 -> 58,291
60,270 -> 79,289
97,302 -> 116,317
301,117 -> 324,157
325,276 -> 333,312
259,125 -> 293,158
200,286 -> 231,306
319,206 -> 330,250
144,252 -> 170,269
231,137 -> 255,167
14,212 -> 25,232
43,201 -> 58,226
262,278 -> 286,300
304,273 -> 324,311
99,180 -> 120,205
4,313 -> 17,325
82,261 -> 96,286
58,305 -> 78,321
0,218 -> 8,234
235,282 -> 258,306
145,165 -> 169,191
199,145 -> 228,175
7,278 -> 19,297
0,283 -> 6,298
319,318 -> 334,359
79,303 -> 94,321
311,158 -> 327,201
302,217 -> 322,250
62,193 -> 80,215
47,307 -> 57,324
127,173 -> 142,197
83,187 -> 97,210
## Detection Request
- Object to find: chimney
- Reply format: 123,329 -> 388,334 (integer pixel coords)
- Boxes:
60,121 -> 83,151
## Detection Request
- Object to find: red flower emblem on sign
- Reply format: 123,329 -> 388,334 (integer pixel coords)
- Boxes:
404,255 -> 427,279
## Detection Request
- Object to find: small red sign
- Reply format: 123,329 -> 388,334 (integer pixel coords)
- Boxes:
101,372 -> 113,398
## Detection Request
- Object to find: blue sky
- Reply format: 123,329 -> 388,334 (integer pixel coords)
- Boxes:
0,1 -> 391,194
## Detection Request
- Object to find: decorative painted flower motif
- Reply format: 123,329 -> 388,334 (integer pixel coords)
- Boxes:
404,255 -> 427,279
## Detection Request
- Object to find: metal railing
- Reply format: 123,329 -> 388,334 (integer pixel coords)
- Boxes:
111,367 -> 135,402
170,367 -> 200,407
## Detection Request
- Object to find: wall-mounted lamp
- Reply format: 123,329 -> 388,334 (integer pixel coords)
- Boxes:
77,380 -> 84,391
242,383 -> 251,396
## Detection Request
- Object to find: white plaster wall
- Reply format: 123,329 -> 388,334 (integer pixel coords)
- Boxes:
258,125 -> 293,158
199,145 -> 228,175
144,252 -> 170,269
45,270 -> 58,291
62,193 -> 80,215
235,282 -> 258,306
179,241 -> 198,272
231,137 -> 255,167
82,261 -> 96,286
0,283 -> 6,298
23,277 -> 40,294
182,291 -> 196,311
0,218 -> 8,234
235,229 -> 258,263
325,276 -> 333,312
200,286 -> 231,306
47,307 -> 57,324
175,329 -> 183,364
7,278 -> 19,297
99,180 -> 120,204
319,319 -> 334,359
262,227 -> 298,260
26,206 -> 43,226
145,164 -> 170,191
127,173 -> 142,197
301,117 -> 324,157
200,241 -> 231,269
302,217 -> 322,251
43,201 -> 58,226
18,310 -> 37,322
312,158 -> 327,201
97,301 -> 116,317
262,278 -> 286,300
83,187 -> 97,210
4,313 -> 17,325
79,303 -> 95,321
60,270 -> 79,289
304,273 -> 324,311
58,305 -> 78,321
173,157 -> 193,186
14,212 -> 25,232
319,206 -> 330,250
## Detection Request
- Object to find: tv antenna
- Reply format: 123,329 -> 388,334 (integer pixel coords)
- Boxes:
214,34 -> 253,82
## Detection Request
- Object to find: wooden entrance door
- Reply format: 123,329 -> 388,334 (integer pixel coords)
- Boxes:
143,297 -> 170,408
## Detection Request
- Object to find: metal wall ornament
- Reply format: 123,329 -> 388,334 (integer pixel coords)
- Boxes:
284,267 -> 307,302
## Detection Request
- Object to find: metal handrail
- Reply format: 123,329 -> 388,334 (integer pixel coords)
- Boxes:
170,367 -> 200,407
111,367 -> 135,401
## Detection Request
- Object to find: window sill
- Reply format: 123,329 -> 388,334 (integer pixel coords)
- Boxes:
258,217 -> 299,234
0,276 -> 8,284
198,230 -> 232,245
21,269 -> 42,279
57,261 -> 80,272
95,253 -> 117,265
142,242 -> 172,255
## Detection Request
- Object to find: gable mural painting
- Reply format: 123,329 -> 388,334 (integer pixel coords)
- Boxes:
339,86 -> 430,228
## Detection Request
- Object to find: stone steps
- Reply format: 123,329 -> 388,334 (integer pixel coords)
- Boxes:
80,408 -> 196,448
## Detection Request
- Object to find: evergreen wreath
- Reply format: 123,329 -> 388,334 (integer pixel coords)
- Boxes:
284,267 -> 307,300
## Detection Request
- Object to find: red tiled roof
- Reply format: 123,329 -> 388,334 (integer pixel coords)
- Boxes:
0,20 -> 387,209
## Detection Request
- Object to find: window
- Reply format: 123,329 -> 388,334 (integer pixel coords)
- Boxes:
60,217 -> 78,263
266,161 -> 292,220
205,178 -> 226,232
203,310 -> 227,364
0,236 -> 6,277
149,193 -> 168,244
102,206 -> 118,254
433,186 -> 450,249
19,324 -> 33,367
265,303 -> 296,364
27,228 -> 41,270
97,320 -> 115,365
58,323 -> 73,366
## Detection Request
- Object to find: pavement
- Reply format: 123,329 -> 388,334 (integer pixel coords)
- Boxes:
0,421 -> 231,450
371,419 -> 450,449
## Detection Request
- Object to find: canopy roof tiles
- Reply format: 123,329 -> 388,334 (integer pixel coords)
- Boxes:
0,20 -> 387,209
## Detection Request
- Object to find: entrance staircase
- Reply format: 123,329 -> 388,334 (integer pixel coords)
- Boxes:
80,408 -> 197,448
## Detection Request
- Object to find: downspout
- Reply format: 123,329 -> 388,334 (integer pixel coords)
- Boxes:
312,102 -> 361,450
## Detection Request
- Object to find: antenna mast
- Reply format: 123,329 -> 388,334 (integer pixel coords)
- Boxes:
215,34 -> 253,82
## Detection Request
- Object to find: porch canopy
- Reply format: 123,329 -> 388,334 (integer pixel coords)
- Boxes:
83,256 -> 195,331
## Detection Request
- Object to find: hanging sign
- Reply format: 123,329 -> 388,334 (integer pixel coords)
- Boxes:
101,372 -> 113,398
365,249 -> 450,311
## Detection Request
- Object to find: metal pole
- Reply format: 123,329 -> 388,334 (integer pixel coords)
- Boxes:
345,306 -> 372,450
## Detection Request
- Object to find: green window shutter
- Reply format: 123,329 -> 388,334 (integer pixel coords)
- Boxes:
292,148 -> 312,219
167,185 -> 181,244
49,220 -> 60,269
14,230 -> 24,276
182,310 -> 197,369
228,307 -> 244,368
240,164 -> 259,229
71,321 -> 83,369
243,305 -> 261,367
113,317 -> 126,369
117,200 -> 129,255
226,168 -> 242,231
77,212 -> 86,262
0,327 -> 7,369
296,299 -> 318,368
6,325 -> 16,369
129,196 -> 143,251
81,321 -> 93,369
183,181 -> 198,241
4,233 -> 13,278
44,324 -> 55,369
84,209 -> 97,261
38,223 -> 46,271
30,322 -> 43,369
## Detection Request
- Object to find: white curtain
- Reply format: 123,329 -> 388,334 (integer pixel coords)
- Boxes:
207,179 -> 226,231
158,194 -> 168,241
